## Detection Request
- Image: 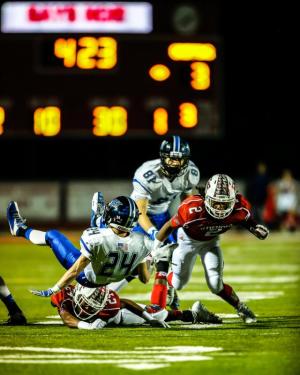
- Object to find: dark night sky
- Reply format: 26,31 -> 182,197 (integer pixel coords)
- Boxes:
0,1 -> 296,181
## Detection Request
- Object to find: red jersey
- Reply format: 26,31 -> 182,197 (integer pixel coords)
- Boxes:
171,193 -> 253,241
51,285 -> 121,321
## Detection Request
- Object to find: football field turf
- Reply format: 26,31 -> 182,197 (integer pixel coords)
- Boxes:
0,230 -> 299,375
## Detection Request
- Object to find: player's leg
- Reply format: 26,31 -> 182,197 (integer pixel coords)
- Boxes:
0,276 -> 27,325
7,201 -> 81,270
168,228 -> 198,290
201,242 -> 256,323
90,192 -> 106,228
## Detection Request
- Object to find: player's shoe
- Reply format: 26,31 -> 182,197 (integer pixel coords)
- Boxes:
144,304 -> 163,314
6,311 -> 27,325
7,201 -> 28,236
167,286 -> 180,310
237,302 -> 257,323
191,301 -> 222,324
90,192 -> 105,227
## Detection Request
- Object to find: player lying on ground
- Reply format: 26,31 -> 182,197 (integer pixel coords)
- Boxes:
7,196 -> 171,297
51,283 -> 222,330
155,174 -> 270,323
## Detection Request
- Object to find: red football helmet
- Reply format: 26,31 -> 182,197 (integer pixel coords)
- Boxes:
73,284 -> 109,321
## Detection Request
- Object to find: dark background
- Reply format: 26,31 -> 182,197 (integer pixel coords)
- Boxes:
0,1 -> 296,181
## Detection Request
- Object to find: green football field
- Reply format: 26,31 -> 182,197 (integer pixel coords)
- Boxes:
0,230 -> 299,375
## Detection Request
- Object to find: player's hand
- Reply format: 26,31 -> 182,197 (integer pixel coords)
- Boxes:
29,288 -> 55,297
151,243 -> 176,263
90,318 -> 107,330
149,319 -> 170,328
29,284 -> 60,297
252,224 -> 269,240
148,227 -> 158,241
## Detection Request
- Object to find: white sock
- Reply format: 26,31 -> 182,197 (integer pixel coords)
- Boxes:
28,230 -> 47,245
108,279 -> 129,292
0,284 -> 11,298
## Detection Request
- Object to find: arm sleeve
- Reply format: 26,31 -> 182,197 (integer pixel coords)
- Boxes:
79,230 -> 103,260
131,166 -> 153,201
170,213 -> 183,229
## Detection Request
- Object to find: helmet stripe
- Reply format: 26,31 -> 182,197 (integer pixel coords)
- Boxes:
173,135 -> 180,152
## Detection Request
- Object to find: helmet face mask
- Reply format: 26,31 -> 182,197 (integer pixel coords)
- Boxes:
73,284 -> 109,321
160,136 -> 190,178
204,174 -> 236,219
102,196 -> 139,232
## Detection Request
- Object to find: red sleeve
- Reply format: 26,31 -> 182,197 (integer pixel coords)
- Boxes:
50,286 -> 74,313
238,194 -> 252,210
171,212 -> 183,229
98,290 -> 121,320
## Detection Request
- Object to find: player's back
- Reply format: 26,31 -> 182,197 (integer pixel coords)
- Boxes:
80,227 -> 151,284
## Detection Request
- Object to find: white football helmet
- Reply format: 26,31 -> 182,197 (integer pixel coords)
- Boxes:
204,174 -> 236,219
73,284 -> 109,321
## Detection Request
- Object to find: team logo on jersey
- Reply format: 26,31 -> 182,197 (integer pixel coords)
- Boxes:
117,242 -> 128,251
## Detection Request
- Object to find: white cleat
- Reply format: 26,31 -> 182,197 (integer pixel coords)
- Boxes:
90,192 -> 105,227
191,301 -> 222,324
7,201 -> 27,236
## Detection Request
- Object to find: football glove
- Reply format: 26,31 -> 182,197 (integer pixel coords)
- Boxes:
90,318 -> 107,329
147,226 -> 158,241
148,319 -> 170,329
251,224 -> 269,240
78,318 -> 107,330
29,284 -> 60,297
151,243 -> 176,263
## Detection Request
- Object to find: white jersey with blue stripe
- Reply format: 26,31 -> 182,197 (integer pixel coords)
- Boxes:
130,159 -> 200,214
80,227 -> 152,285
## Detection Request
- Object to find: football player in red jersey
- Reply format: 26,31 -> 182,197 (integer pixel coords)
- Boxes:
155,174 -> 270,323
51,283 -> 170,329
50,283 -> 222,330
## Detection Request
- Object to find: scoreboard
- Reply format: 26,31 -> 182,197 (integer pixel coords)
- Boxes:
0,2 -> 223,139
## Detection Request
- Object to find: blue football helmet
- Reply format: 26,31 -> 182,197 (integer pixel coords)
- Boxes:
160,135 -> 190,178
102,196 -> 139,232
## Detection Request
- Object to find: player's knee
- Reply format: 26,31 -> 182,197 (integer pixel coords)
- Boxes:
45,229 -> 62,245
172,276 -> 187,290
207,276 -> 223,294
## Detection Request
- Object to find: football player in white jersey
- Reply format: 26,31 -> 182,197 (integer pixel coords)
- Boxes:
130,135 -> 200,311
7,196 -> 161,297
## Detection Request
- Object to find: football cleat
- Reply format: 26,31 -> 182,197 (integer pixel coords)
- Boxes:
6,312 -> 27,325
90,192 -> 105,227
237,302 -> 257,323
167,286 -> 180,310
144,304 -> 163,314
7,201 -> 28,236
191,301 -> 222,324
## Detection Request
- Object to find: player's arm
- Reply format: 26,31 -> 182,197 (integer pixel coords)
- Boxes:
120,298 -> 169,328
30,255 -> 90,297
156,219 -> 174,244
135,198 -> 158,240
137,260 -> 152,284
59,309 -> 106,330
238,195 -> 269,240
59,309 -> 80,328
